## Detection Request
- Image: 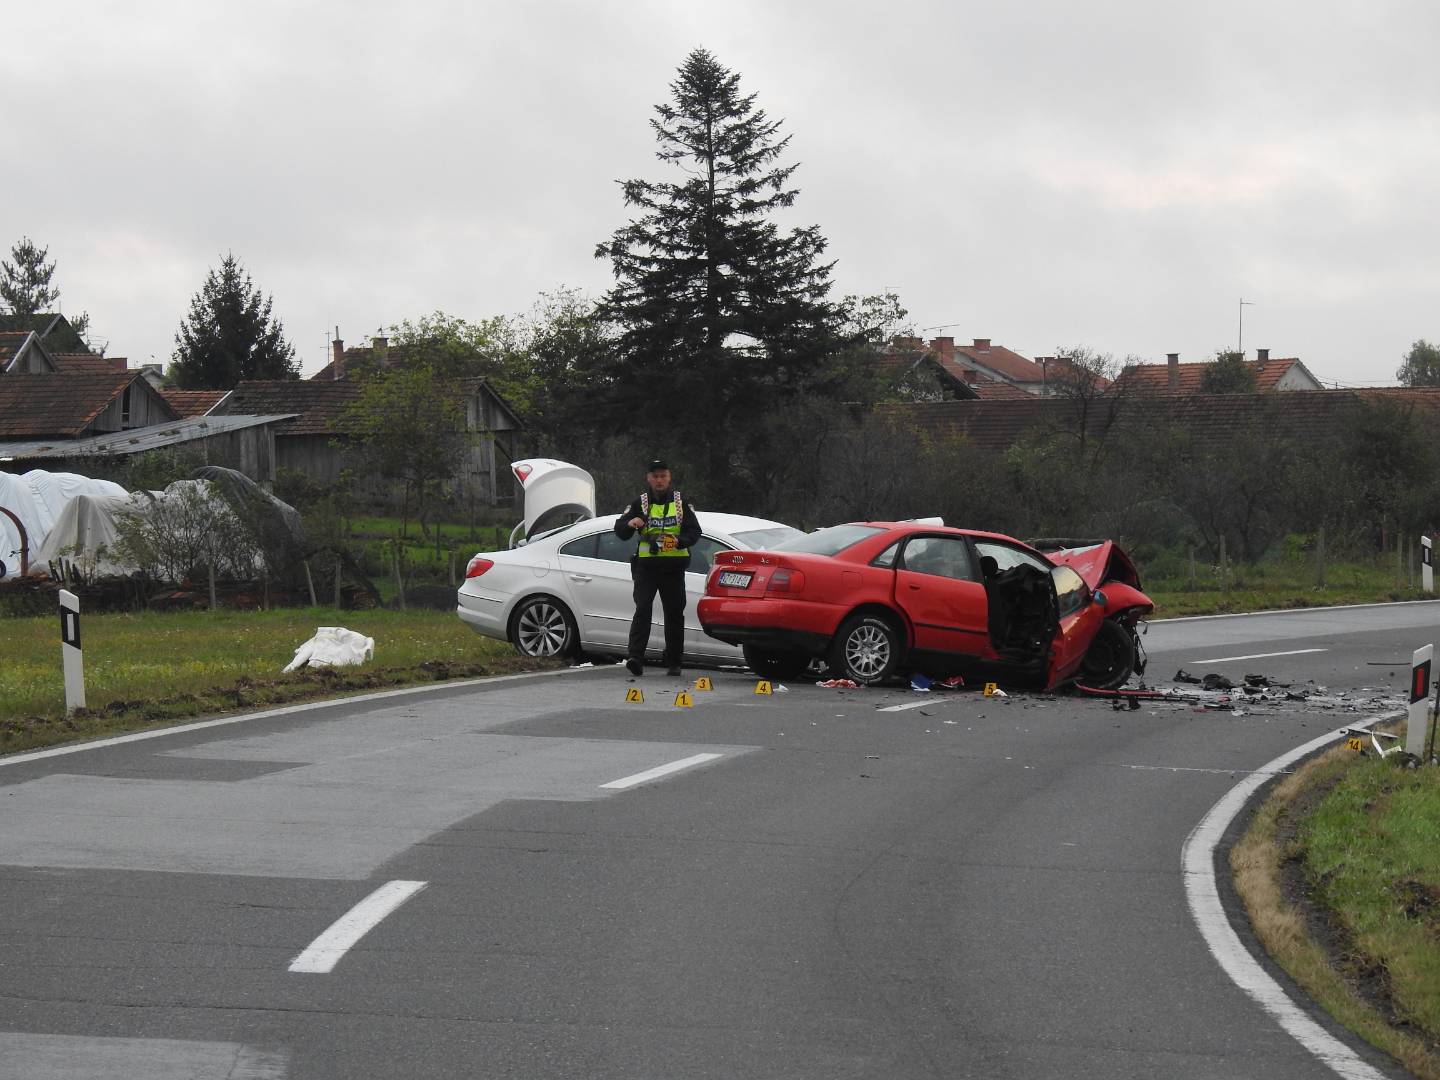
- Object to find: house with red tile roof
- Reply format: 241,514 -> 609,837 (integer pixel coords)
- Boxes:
0,371 -> 178,440
878,336 -> 1059,398
1113,350 -> 1324,395
1,330 -> 60,374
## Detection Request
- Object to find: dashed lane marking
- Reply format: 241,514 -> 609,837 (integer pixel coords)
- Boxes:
289,879 -> 428,974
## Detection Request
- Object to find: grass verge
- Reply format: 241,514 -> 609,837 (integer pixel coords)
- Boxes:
1,607 -> 558,756
1231,721 -> 1440,1077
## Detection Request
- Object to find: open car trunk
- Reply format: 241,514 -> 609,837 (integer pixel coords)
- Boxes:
508,459 -> 596,547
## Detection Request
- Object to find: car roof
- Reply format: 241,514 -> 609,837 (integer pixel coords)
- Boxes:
857,521 -> 1018,542
557,511 -> 795,541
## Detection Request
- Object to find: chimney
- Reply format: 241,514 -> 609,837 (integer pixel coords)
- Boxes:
1256,347 -> 1270,364
929,336 -> 955,362
973,338 -> 991,351
332,332 -> 345,380
894,335 -> 923,351
372,335 -> 390,367
1167,352 -> 1179,392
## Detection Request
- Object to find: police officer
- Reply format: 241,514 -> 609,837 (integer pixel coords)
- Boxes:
615,459 -> 702,677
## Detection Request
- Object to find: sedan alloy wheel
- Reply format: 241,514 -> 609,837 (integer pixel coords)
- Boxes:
512,596 -> 577,658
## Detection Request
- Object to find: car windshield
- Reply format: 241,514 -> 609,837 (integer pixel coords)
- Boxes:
730,525 -> 805,549
773,523 -> 886,557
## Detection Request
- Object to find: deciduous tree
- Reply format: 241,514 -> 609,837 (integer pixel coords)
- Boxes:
1396,339 -> 1440,387
1199,349 -> 1257,394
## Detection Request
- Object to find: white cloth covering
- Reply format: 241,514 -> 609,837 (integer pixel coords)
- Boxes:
283,627 -> 376,672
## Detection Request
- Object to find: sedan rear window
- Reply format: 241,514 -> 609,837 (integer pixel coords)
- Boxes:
730,526 -> 804,549
773,524 -> 885,557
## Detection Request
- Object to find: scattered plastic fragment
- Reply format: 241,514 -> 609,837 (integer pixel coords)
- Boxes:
910,673 -> 934,692
817,678 -> 859,689
774,684 -> 789,693
1200,673 -> 1234,691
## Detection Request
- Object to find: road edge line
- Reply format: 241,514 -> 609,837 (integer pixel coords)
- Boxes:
1181,713 -> 1403,1080
0,666 -> 591,769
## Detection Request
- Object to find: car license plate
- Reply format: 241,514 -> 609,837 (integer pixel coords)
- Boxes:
718,570 -> 753,589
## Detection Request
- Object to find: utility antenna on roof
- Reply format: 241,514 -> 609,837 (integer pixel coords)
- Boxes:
919,322 -> 961,333
1238,298 -> 1254,355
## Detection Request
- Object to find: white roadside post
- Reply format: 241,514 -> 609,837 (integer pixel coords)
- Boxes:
1423,535 -> 1434,594
1408,644 -> 1432,760
58,588 -> 85,713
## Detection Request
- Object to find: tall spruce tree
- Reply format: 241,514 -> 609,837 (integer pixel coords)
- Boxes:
170,254 -> 298,389
594,48 -> 846,497
0,237 -> 60,317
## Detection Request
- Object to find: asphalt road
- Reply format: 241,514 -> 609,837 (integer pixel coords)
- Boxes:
2,601 -> 1439,1079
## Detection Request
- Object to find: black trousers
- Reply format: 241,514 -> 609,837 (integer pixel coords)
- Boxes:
628,560 -> 687,666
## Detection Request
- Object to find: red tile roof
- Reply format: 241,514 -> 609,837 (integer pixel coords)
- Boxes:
51,353 -> 128,375
0,372 -> 152,438
160,389 -> 227,417
0,330 -> 34,367
948,340 -> 1046,383
967,379 -> 1034,401
1114,358 -> 1303,395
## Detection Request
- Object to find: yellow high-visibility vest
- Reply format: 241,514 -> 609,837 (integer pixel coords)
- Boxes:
636,494 -> 688,559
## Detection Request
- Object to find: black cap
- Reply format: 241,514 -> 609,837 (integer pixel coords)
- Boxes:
647,459 -> 670,472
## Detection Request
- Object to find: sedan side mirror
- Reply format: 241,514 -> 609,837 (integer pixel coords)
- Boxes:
1093,588 -> 1107,610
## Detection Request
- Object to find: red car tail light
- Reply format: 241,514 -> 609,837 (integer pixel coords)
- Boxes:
766,568 -> 805,593
465,556 -> 494,579
512,464 -> 533,483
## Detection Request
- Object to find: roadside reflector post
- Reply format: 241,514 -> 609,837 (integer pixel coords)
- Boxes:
1408,644 -> 1432,759
59,588 -> 85,713
1423,536 -> 1433,594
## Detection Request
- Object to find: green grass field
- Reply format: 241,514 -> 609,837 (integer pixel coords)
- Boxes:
1301,754 -> 1440,1042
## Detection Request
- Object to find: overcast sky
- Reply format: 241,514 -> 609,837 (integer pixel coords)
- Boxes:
6,0 -> 1437,385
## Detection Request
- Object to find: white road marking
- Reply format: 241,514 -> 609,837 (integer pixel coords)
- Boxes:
289,880 -> 428,974
878,699 -> 950,712
1182,712 -> 1403,1080
1188,648 -> 1328,664
1159,598 -> 1440,623
0,666 -> 586,770
600,752 -> 724,790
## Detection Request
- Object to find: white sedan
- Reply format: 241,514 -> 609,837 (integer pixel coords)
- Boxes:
457,512 -> 801,663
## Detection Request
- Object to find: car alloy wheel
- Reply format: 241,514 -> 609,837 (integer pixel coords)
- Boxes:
830,614 -> 901,685
512,597 -> 577,658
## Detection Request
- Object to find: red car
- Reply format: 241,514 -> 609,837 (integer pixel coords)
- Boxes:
698,521 -> 1153,690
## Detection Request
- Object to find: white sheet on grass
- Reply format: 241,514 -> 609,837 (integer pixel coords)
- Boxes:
283,627 -> 376,672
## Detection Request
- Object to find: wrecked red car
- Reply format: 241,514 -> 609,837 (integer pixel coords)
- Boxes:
698,522 -> 1153,689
